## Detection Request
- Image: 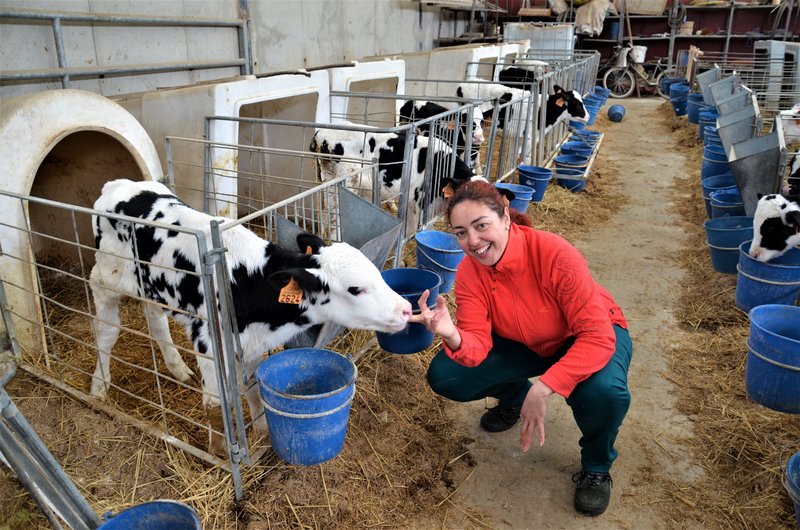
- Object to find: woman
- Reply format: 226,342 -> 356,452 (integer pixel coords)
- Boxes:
409,180 -> 632,517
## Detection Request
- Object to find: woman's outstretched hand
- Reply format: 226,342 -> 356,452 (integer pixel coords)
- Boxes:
519,380 -> 554,452
407,289 -> 460,349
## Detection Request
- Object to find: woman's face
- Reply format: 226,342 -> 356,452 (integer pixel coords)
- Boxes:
449,200 -> 510,267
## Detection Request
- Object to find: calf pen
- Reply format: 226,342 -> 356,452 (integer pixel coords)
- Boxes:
0,145 -> 396,500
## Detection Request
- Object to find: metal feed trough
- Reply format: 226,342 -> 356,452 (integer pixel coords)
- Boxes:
0,146 -> 397,501
206,94 -> 478,263
728,119 -> 787,217
714,85 -> 755,115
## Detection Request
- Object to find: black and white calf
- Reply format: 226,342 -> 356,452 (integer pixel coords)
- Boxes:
748,193 -> 800,261
308,128 -> 475,232
784,153 -> 800,198
89,179 -> 412,456
455,81 -> 529,128
398,100 -> 485,169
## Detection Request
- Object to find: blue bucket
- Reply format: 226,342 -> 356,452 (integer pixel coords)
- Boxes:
415,230 -> 464,294
377,268 -> 441,354
555,167 -> 586,192
256,348 -> 357,465
702,125 -> 719,145
495,182 -> 534,213
569,130 -> 601,146
746,304 -> 800,413
554,154 -> 590,171
569,119 -> 587,131
785,451 -> 800,526
702,144 -> 730,179
736,241 -> 800,312
669,83 -> 690,98
699,112 -> 717,140
670,97 -> 688,116
608,104 -> 625,122
518,165 -> 552,202
710,190 -> 745,218
98,501 -> 202,529
560,145 -> 593,158
703,216 -> 753,274
701,173 -> 737,218
687,93 -> 705,124
585,106 -> 601,126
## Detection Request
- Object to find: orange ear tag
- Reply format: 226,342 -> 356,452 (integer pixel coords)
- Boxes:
305,246 -> 313,255
278,277 -> 303,305
443,183 -> 455,199
555,98 -> 565,108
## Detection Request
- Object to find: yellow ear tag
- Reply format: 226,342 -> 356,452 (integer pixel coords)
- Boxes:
443,183 -> 454,199
278,277 -> 303,305
305,246 -> 313,255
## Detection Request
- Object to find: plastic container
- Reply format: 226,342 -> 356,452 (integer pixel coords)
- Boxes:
256,348 -> 357,465
701,144 -> 730,179
518,164 -> 552,203
687,93 -> 705,124
784,451 -> 800,526
376,268 -> 442,354
701,173 -> 737,218
608,104 -> 625,122
554,154 -> 590,171
703,216 -> 753,274
98,501 -> 202,529
710,189 -> 745,218
745,304 -> 800,413
554,167 -> 586,192
736,241 -> 800,312
415,230 -> 464,294
495,182 -> 534,213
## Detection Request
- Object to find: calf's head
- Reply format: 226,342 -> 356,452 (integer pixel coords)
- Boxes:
749,194 -> 800,261
551,85 -> 589,123
269,234 -> 412,332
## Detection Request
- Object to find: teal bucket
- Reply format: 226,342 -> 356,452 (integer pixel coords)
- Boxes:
785,451 -> 800,526
710,189 -> 745,218
98,501 -> 202,529
495,182 -> 534,213
415,230 -> 464,294
703,216 -> 753,274
377,268 -> 441,354
518,165 -> 552,202
745,304 -> 800,413
736,241 -> 800,312
256,348 -> 357,465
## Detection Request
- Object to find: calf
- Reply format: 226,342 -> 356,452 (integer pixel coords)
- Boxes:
309,128 -> 474,232
784,153 -> 800,197
89,179 -> 412,456
455,81 -> 529,128
748,193 -> 800,262
398,100 -> 485,168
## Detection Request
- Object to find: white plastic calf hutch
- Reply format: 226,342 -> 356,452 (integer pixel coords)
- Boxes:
116,72 -> 331,217
328,60 -> 406,123
0,89 -> 162,362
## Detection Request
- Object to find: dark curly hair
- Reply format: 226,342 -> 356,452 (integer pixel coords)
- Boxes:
446,180 -> 532,228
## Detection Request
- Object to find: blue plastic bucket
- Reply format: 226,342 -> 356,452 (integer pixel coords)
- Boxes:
785,451 -> 800,526
702,125 -> 719,145
703,216 -> 753,274
569,119 -> 587,131
98,501 -> 202,529
701,173 -> 737,218
670,97 -> 688,116
687,93 -> 705,124
736,241 -> 800,312
669,83 -> 690,98
660,76 -> 684,97
415,230 -> 464,294
699,112 -> 717,140
495,182 -> 534,213
569,130 -> 601,146
554,154 -> 590,171
560,145 -> 593,158
518,165 -> 552,202
585,106 -> 601,126
608,104 -> 625,122
710,190 -> 745,218
376,268 -> 441,354
256,348 -> 357,465
593,85 -> 612,98
702,144 -> 730,179
555,167 -> 586,192
745,304 -> 800,413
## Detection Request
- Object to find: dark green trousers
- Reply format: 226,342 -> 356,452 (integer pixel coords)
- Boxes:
427,325 -> 633,473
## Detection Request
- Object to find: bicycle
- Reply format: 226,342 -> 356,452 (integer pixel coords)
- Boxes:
601,44 -> 676,99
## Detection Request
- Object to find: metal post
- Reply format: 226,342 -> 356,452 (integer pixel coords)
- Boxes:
51,17 -> 70,88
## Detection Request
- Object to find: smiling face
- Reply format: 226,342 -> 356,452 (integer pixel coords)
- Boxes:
449,199 -> 511,266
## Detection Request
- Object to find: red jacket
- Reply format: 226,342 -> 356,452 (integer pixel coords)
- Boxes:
444,224 -> 627,398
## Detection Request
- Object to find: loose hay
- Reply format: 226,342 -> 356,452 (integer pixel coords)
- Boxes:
650,111 -> 800,529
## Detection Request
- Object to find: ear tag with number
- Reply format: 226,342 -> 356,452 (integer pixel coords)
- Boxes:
278,277 -> 303,305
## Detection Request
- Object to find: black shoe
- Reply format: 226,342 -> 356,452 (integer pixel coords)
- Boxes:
572,470 -> 612,516
479,403 -> 521,432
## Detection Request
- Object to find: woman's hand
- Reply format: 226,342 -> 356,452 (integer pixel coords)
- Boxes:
407,289 -> 460,349
519,380 -> 554,452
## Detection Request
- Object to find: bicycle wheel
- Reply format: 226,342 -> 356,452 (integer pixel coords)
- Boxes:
603,67 -> 635,98
654,69 -> 675,99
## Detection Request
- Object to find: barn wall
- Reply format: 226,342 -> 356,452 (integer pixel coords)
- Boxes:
0,0 -> 454,98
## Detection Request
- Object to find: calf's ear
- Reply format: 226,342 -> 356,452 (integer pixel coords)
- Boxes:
787,210 -> 800,230
269,268 -> 324,295
757,193 -> 764,199
553,85 -> 564,94
297,233 -> 326,255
